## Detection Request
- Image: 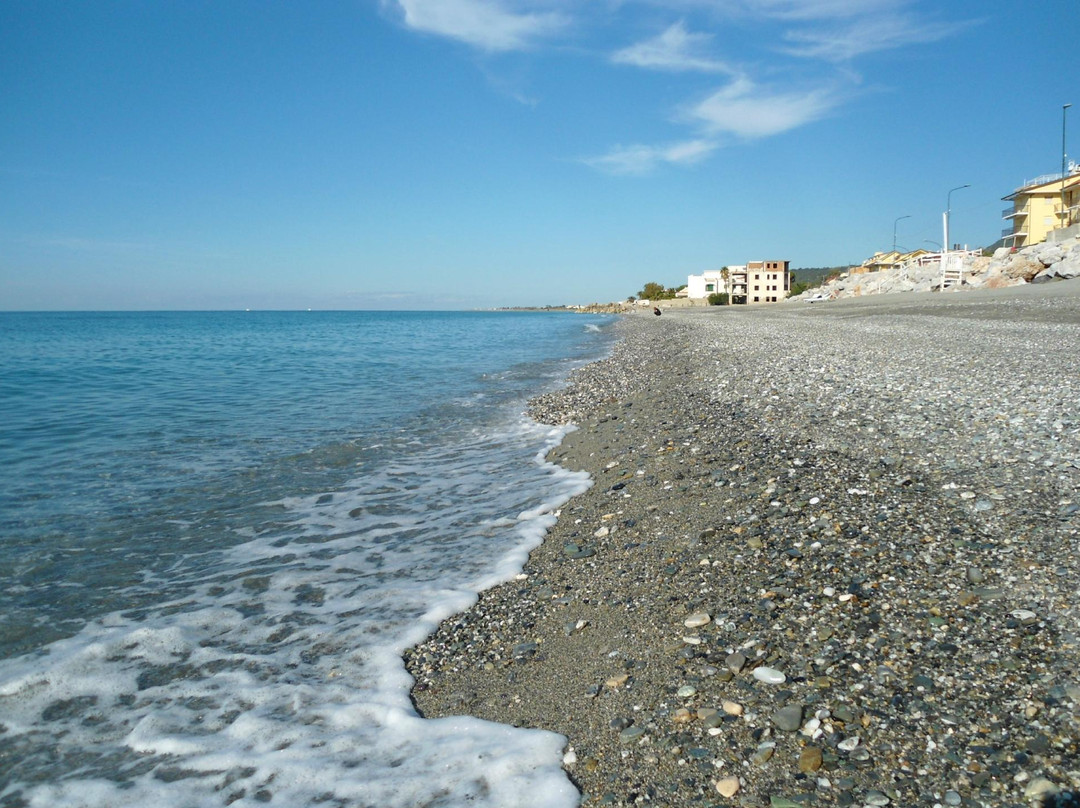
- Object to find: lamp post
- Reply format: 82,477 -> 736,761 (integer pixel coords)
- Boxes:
946,184 -> 970,251
941,184 -> 970,290
1063,103 -> 1072,229
893,215 -> 911,252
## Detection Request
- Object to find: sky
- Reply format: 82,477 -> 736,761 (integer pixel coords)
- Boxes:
1,1 -> 1077,310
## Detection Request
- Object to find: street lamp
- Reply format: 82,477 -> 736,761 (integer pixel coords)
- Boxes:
941,184 -> 970,290
946,184 -> 970,251
1063,103 -> 1072,229
893,215 -> 911,252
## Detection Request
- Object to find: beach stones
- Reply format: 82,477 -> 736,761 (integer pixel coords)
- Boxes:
684,612 -> 711,628
771,704 -> 803,732
408,303 -> 1080,808
721,700 -> 743,716
752,666 -> 786,684
714,776 -> 740,798
798,746 -> 823,773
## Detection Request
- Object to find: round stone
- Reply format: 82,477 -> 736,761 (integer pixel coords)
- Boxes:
722,700 -> 743,716
771,704 -> 803,732
684,612 -> 711,628
837,736 -> 860,751
798,746 -> 823,773
752,666 -> 786,684
714,776 -> 740,798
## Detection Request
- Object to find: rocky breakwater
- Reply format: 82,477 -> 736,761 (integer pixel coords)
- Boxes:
795,237 -> 1080,302
406,289 -> 1080,808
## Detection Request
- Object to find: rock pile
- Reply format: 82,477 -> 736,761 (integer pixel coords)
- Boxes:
794,237 -> 1080,301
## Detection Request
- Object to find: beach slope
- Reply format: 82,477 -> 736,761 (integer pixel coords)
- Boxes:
407,282 -> 1080,807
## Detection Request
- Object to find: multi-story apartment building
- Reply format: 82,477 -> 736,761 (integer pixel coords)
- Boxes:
729,260 -> 790,304
686,261 -> 790,304
1002,166 -> 1080,248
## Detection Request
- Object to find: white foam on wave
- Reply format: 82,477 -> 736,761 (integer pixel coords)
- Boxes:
0,418 -> 590,808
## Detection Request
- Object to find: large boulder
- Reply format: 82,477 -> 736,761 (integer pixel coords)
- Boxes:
1033,243 -> 1066,267
1032,253 -> 1080,283
1001,254 -> 1047,282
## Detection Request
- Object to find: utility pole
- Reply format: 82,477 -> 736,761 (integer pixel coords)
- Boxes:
1064,104 -> 1073,230
942,184 -> 970,290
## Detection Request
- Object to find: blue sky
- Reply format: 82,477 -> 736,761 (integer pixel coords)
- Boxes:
1,1 -> 1076,310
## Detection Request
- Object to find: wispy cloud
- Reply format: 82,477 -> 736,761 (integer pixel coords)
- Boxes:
388,0 -> 567,52
583,138 -> 718,175
687,76 -> 837,138
383,0 -> 967,173
779,13 -> 972,61
612,20 -> 731,73
739,0 -> 899,21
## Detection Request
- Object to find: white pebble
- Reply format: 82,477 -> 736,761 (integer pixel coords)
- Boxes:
752,666 -> 786,684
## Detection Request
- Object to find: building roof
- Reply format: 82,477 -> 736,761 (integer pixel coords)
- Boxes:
1004,171 -> 1080,200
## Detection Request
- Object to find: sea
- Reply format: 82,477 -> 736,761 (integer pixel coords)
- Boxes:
0,310 -> 617,808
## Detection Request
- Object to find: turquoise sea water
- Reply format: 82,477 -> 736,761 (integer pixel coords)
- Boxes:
0,310 -> 615,807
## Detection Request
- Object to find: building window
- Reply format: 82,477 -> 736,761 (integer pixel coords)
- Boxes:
753,296 -> 760,302
754,285 -> 759,290
706,283 -> 714,292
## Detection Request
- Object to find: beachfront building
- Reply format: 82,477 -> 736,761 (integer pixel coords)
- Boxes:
685,267 -> 738,300
686,261 -> 790,304
1002,165 -> 1080,248
856,249 -> 931,274
730,260 -> 790,304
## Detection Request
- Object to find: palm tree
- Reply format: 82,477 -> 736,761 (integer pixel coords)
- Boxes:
720,266 -> 730,304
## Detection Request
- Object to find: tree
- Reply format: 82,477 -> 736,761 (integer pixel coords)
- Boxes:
708,292 -> 729,306
638,282 -> 667,300
720,267 -> 730,304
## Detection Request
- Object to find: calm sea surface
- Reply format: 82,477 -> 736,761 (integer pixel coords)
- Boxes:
0,310 -> 615,807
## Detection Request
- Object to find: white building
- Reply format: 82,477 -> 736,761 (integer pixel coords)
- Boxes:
688,261 -> 790,304
686,266 -> 745,299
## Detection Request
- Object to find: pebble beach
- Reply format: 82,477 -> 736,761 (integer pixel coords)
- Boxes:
405,282 -> 1080,808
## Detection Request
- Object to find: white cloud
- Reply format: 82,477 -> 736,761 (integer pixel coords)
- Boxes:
688,76 -> 836,138
583,138 -> 717,175
743,0 -> 900,21
612,20 -> 731,73
780,13 -> 970,61
390,0 -> 567,52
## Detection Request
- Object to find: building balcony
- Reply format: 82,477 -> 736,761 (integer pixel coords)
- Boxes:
1002,207 -> 1026,219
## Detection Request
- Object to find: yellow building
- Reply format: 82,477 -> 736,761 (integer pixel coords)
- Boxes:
1002,167 -> 1080,248
856,249 -> 931,274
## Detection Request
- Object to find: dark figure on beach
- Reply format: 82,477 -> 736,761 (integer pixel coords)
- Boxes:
653,306 -> 661,316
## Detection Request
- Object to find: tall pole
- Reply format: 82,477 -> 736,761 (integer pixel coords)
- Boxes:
946,184 -> 971,251
893,214 -> 911,252
942,184 -> 970,289
1064,104 -> 1072,230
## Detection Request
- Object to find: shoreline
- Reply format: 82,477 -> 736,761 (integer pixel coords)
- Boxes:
406,284 -> 1080,807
